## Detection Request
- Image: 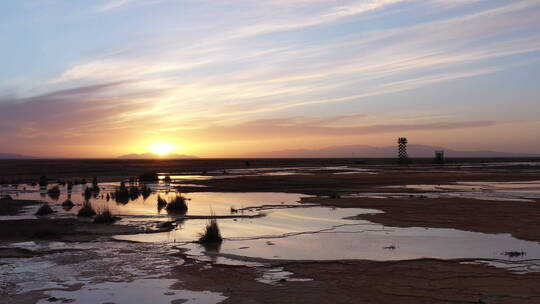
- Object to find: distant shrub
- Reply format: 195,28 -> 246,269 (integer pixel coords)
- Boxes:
39,176 -> 48,187
128,186 -> 140,200
165,195 -> 188,214
503,250 -> 526,258
198,218 -> 223,243
83,187 -> 93,200
139,172 -> 159,182
47,185 -> 61,200
62,199 -> 74,207
92,177 -> 100,192
157,195 -> 167,211
77,201 -> 96,217
114,182 -> 130,204
163,175 -> 172,183
141,184 -> 153,200
35,203 -> 54,216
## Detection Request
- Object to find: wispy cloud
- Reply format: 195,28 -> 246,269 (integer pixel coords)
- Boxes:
2,0 -> 540,155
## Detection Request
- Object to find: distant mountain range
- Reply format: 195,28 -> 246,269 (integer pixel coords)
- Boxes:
248,144 -> 540,158
0,153 -> 36,159
117,153 -> 199,159
1,145 -> 538,159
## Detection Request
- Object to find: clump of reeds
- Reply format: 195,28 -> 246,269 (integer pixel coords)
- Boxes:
141,184 -> 152,200
129,186 -> 141,200
329,193 -> 341,199
62,199 -> 74,207
198,217 -> 223,243
230,206 -> 238,214
139,171 -> 159,182
503,250 -> 526,258
35,203 -> 54,216
91,177 -> 100,192
47,185 -> 61,200
165,195 -> 188,214
93,208 -> 118,224
114,182 -> 130,204
38,176 -> 48,187
77,201 -> 97,217
61,199 -> 75,210
157,195 -> 167,212
83,187 -> 94,200
163,175 -> 172,183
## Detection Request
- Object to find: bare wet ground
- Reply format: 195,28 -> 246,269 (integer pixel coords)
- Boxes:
304,196 -> 540,243
2,159 -> 540,303
171,258 -> 540,304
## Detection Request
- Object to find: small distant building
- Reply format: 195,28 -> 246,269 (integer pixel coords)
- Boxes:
435,150 -> 445,164
398,137 -> 408,164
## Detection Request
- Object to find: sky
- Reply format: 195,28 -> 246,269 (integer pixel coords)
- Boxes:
0,0 -> 539,158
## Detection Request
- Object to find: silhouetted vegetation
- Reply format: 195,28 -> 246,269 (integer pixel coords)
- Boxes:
114,182 -> 130,204
47,185 -> 61,200
67,181 -> 73,191
157,195 -> 167,211
165,195 -> 188,214
198,217 -> 223,243
92,177 -> 100,192
163,175 -> 172,183
35,203 -> 54,216
62,199 -> 74,207
93,208 -> 119,224
503,250 -> 526,258
141,184 -> 152,199
61,199 -> 75,210
39,176 -> 48,187
139,171 -> 159,182
129,186 -> 141,200
83,187 -> 93,200
77,201 -> 96,217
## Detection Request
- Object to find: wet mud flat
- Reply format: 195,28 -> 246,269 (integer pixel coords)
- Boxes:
1,160 -> 540,303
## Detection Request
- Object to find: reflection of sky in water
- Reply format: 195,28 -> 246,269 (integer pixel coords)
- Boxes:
374,181 -> 540,202
117,205 -> 540,264
3,180 -> 540,266
37,279 -> 226,304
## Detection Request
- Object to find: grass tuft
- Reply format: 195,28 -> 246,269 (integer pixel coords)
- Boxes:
198,217 -> 223,243
77,201 -> 97,217
93,208 -> 119,224
47,185 -> 61,200
141,184 -> 153,200
157,195 -> 167,212
35,203 -> 54,216
503,250 -> 526,258
165,195 -> 189,214
139,171 -> 159,182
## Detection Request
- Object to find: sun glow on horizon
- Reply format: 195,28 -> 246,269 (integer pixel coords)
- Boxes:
148,142 -> 176,156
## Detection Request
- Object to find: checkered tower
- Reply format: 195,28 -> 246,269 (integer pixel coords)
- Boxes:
398,137 -> 408,163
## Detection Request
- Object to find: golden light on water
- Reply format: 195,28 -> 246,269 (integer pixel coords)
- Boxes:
148,142 -> 175,156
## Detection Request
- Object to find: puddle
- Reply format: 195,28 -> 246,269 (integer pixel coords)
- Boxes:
116,205 -> 540,267
1,241 -> 225,304
37,279 -> 226,304
377,181 -> 540,202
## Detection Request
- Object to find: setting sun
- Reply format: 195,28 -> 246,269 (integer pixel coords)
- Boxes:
148,142 -> 175,156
